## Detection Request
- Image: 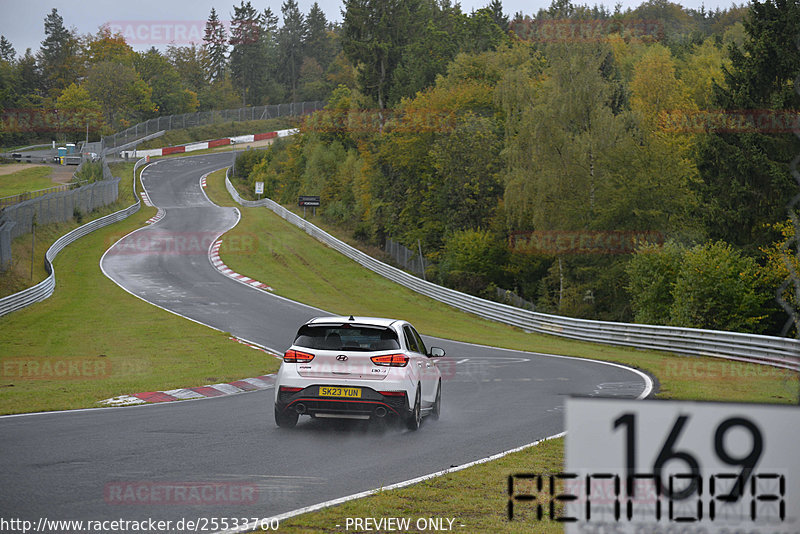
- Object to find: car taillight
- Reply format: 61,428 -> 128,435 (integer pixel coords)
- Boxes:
379,391 -> 406,397
284,349 -> 315,363
371,353 -> 409,367
279,386 -> 302,393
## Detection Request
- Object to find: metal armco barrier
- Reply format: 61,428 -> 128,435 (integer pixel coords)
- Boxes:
225,170 -> 800,372
0,158 -> 146,318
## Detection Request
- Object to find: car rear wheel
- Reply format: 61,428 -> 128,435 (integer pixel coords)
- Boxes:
274,405 -> 298,428
405,385 -> 421,431
431,380 -> 441,420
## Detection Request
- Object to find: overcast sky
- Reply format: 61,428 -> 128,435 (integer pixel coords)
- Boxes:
1,0 -> 744,58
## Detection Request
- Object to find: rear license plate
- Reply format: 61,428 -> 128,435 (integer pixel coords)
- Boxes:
319,387 -> 361,398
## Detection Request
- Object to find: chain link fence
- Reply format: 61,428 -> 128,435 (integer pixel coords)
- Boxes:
0,164 -> 120,271
0,179 -> 90,210
101,101 -> 325,152
496,287 -> 536,311
384,238 -> 427,279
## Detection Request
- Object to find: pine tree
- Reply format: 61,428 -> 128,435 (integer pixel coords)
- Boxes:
342,0 -> 422,109
203,7 -> 228,82
305,2 -> 333,71
259,8 -> 284,103
488,0 -> 509,32
38,8 -> 81,96
278,0 -> 307,101
230,1 -> 266,105
694,0 -> 800,252
0,35 -> 16,62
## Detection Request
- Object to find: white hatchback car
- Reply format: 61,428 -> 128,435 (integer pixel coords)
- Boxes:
274,316 -> 445,430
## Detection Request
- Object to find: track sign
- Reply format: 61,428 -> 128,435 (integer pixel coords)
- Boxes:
563,398 -> 799,533
299,195 -> 320,207
255,181 -> 264,195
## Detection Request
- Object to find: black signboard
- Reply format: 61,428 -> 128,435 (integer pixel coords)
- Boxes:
299,196 -> 321,207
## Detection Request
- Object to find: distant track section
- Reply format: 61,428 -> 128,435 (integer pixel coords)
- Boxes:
121,129 -> 298,159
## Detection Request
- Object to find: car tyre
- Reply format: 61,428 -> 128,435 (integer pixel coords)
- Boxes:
431,380 -> 441,420
274,405 -> 298,428
405,385 -> 421,431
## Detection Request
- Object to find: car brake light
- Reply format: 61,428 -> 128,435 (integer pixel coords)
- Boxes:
284,349 -> 315,363
279,386 -> 302,392
379,391 -> 406,397
371,353 -> 409,367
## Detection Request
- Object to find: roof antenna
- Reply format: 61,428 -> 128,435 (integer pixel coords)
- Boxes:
348,315 -> 354,321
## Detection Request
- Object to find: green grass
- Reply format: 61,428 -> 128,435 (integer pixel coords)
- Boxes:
0,163 -> 280,415
204,168 -> 800,534
279,436 -> 566,534
0,165 -> 56,197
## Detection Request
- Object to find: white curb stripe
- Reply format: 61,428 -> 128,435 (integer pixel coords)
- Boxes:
163,389 -> 206,400
242,378 -> 272,388
208,383 -> 243,395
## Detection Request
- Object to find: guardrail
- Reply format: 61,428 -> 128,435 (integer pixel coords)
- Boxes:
0,158 -> 146,318
225,169 -> 800,372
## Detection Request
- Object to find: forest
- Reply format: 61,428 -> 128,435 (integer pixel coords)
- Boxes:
1,0 -> 798,336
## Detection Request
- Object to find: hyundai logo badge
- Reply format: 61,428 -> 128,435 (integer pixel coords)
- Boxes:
336,354 -> 348,361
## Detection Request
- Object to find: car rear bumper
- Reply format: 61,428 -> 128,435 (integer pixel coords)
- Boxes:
275,385 -> 409,420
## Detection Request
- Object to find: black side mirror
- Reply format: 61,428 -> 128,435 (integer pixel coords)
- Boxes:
429,347 -> 445,358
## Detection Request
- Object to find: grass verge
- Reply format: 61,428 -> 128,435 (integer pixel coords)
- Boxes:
0,165 -> 55,197
277,436 -> 566,533
0,163 -> 280,415
203,168 -> 799,533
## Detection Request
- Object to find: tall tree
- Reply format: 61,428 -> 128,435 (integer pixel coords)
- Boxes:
259,7 -> 284,103
0,36 -> 16,62
229,1 -> 266,105
85,61 -> 156,127
693,0 -> 800,253
38,8 -> 81,97
342,0 -> 422,109
203,7 -> 228,82
55,83 -> 104,134
85,25 -> 135,66
389,1 -> 464,104
167,45 -> 207,94
15,49 -> 41,106
487,0 -> 509,32
134,48 -> 199,115
278,0 -> 307,101
305,2 -> 334,71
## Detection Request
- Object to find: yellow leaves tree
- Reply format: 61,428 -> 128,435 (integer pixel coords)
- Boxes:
680,39 -> 730,110
55,83 -> 104,135
760,220 -> 800,336
85,25 -> 134,66
629,43 -> 694,125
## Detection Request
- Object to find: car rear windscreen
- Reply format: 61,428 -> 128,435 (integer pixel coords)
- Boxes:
294,325 -> 400,351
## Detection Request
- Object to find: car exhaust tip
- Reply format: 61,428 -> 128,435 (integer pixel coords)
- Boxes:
374,406 -> 387,418
295,403 -> 307,414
